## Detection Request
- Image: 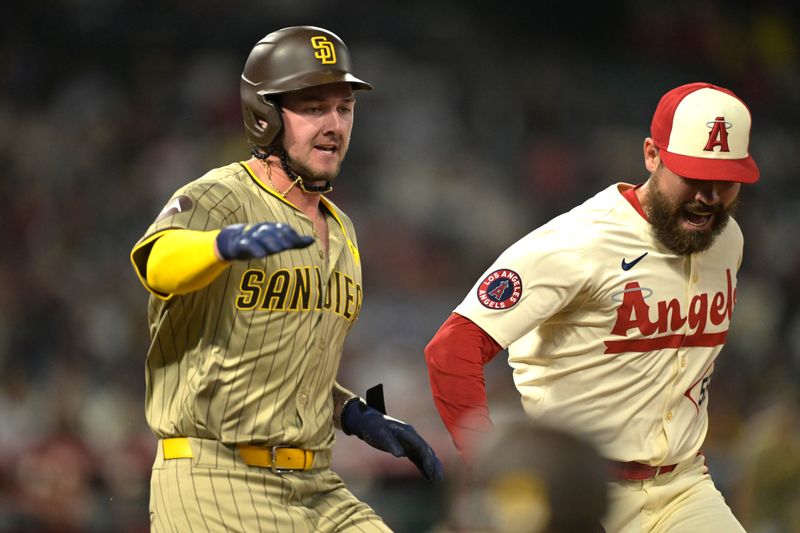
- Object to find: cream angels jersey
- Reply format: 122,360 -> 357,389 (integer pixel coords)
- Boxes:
131,162 -> 363,451
454,183 -> 742,465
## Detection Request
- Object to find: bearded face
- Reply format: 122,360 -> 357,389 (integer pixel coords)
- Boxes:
644,164 -> 740,256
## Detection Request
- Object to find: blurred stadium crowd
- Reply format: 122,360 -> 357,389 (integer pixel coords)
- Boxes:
1,1 -> 798,531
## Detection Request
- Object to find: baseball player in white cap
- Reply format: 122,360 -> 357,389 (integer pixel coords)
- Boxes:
425,82 -> 758,532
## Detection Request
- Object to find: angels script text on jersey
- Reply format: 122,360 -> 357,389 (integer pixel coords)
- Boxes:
604,269 -> 735,354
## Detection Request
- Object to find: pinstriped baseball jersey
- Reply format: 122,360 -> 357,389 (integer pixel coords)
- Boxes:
131,161 -> 362,450
455,183 -> 742,465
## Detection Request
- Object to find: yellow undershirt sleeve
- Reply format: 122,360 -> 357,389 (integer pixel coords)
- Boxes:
146,229 -> 229,295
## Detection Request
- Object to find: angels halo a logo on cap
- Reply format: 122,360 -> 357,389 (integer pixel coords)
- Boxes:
650,82 -> 760,184
477,269 -> 522,309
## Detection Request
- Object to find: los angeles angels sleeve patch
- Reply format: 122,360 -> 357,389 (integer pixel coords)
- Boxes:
477,269 -> 522,309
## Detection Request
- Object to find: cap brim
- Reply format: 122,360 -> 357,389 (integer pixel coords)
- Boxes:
261,71 -> 372,95
342,73 -> 372,91
661,150 -> 760,184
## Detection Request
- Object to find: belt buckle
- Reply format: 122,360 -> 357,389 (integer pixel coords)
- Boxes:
270,445 -> 292,474
270,444 -> 305,474
647,465 -> 662,481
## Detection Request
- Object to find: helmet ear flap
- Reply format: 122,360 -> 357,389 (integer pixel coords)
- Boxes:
258,99 -> 283,146
242,97 -> 283,148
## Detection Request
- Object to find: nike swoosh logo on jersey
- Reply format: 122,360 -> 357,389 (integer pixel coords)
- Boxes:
156,195 -> 194,222
621,252 -> 648,271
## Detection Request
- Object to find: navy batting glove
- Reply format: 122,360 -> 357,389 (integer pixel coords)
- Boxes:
216,222 -> 314,261
343,399 -> 444,482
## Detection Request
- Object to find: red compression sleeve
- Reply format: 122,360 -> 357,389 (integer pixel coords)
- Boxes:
424,312 -> 503,458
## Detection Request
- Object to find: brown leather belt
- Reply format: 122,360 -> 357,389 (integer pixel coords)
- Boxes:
162,437 -> 314,473
608,460 -> 678,481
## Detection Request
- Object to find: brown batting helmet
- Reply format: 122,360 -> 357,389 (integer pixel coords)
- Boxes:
240,26 -> 373,148
453,418 -> 609,532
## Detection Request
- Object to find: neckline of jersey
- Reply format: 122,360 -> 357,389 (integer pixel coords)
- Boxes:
620,183 -> 649,222
240,161 -> 360,265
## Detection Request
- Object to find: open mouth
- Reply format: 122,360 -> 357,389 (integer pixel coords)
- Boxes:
315,144 -> 338,154
683,210 -> 713,228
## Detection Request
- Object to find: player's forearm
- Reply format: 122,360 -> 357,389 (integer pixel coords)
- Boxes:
146,229 -> 230,295
425,313 -> 502,456
331,382 -> 358,431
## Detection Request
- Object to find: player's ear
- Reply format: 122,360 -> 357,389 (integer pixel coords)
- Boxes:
643,137 -> 660,173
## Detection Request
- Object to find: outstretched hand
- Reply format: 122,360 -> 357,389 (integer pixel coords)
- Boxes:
216,222 -> 314,261
343,399 -> 444,481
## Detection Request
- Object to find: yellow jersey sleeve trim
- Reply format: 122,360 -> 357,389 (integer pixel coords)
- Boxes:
131,230 -> 174,301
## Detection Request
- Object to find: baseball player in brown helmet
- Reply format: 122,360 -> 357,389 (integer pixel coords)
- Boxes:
131,25 -> 442,532
442,417 -> 609,533
425,82 -> 758,532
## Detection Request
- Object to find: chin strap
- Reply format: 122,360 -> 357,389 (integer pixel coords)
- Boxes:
251,146 -> 333,194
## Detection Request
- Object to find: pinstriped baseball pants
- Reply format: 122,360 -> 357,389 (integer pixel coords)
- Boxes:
149,437 -> 392,533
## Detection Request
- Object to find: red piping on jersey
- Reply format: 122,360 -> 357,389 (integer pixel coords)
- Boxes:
621,185 -> 649,221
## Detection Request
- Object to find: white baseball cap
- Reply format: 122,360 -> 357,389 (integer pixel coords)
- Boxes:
650,82 -> 759,183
